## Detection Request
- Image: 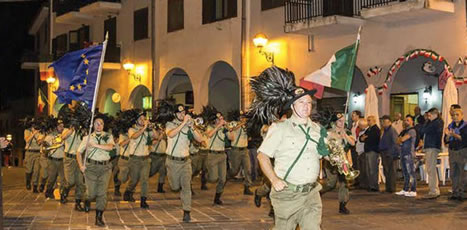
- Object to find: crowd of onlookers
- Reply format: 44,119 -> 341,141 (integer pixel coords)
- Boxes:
350,105 -> 467,200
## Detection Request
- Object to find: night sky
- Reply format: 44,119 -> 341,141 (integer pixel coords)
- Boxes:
0,1 -> 44,110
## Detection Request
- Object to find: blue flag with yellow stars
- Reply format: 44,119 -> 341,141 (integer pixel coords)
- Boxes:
49,44 -> 103,108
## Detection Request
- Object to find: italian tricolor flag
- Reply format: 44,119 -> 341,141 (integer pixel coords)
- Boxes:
301,33 -> 360,99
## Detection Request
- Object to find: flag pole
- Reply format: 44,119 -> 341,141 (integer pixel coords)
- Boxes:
344,26 -> 362,120
83,32 -> 109,167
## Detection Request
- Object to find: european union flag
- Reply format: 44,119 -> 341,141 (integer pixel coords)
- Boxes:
49,45 -> 104,108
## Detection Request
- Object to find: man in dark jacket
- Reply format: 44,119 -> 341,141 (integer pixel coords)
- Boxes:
444,108 -> 467,201
379,115 -> 399,193
360,115 -> 381,192
419,108 -> 444,199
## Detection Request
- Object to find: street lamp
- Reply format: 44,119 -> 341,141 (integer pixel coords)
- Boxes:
253,33 -> 274,65
122,60 -> 141,82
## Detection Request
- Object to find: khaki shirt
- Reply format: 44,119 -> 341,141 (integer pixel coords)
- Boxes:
63,129 -> 82,154
151,137 -> 167,154
166,119 -> 192,157
24,129 -> 43,150
230,127 -> 248,148
77,132 -> 115,161
44,132 -> 65,158
258,116 -> 323,185
119,134 -> 130,157
206,126 -> 226,151
128,126 -> 153,156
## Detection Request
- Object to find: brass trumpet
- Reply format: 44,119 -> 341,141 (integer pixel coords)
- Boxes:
193,117 -> 206,131
327,138 -> 359,181
40,135 -> 64,155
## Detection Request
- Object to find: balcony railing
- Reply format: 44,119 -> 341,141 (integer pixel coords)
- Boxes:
285,0 -> 404,24
54,0 -> 121,16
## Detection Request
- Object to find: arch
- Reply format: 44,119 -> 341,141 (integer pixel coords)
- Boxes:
389,51 -> 447,116
206,61 -> 240,115
52,98 -> 65,116
103,88 -> 121,116
129,85 -> 152,110
158,68 -> 194,106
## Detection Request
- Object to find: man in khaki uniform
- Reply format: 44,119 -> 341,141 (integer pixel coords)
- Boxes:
254,67 -> 327,230
60,126 -> 86,211
149,128 -> 167,193
109,135 -> 121,196
227,113 -> 253,195
123,113 -> 155,208
44,119 -> 66,200
117,133 -> 130,194
190,137 -> 208,191
165,104 -> 205,222
205,111 -> 228,205
77,117 -> 115,227
24,122 -> 45,193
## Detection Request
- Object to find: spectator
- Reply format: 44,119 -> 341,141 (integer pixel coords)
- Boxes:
356,118 -> 368,190
379,115 -> 399,193
360,115 -> 381,192
414,106 -> 424,125
396,115 -> 417,197
392,112 -> 403,135
444,108 -> 467,201
350,110 -> 362,186
414,115 -> 425,151
419,108 -> 444,199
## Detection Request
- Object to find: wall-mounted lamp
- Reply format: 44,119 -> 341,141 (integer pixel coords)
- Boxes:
353,92 -> 363,105
122,60 -> 141,82
253,33 -> 275,65
46,76 -> 57,90
423,86 -> 432,103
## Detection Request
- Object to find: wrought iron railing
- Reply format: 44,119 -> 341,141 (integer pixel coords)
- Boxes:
285,0 -> 404,24
54,0 -> 121,16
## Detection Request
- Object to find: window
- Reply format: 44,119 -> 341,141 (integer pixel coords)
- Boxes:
104,17 -> 117,45
53,33 -> 67,58
261,0 -> 285,11
168,0 -> 184,32
202,0 -> 237,24
134,7 -> 148,41
69,26 -> 89,51
142,96 -> 152,110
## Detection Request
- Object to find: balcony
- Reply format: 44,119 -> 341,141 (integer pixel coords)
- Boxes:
284,0 -> 364,35
54,0 -> 121,24
284,0 -> 454,34
360,0 -> 454,23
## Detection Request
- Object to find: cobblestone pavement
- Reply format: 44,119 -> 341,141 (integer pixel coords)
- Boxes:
2,167 -> 467,230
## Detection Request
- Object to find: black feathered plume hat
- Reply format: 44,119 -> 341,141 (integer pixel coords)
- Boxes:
201,105 -> 222,124
248,66 -> 316,124
154,100 -> 176,125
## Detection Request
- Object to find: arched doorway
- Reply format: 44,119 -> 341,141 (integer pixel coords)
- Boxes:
129,85 -> 152,110
103,88 -> 121,116
158,68 -> 193,106
389,50 -> 448,117
207,61 -> 240,115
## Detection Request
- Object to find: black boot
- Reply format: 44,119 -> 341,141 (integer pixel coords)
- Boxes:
268,207 -> 275,218
25,173 -> 31,190
95,210 -> 105,227
140,197 -> 149,209
114,185 -> 121,196
60,187 -> 69,204
244,185 -> 253,195
157,183 -> 165,193
339,202 -> 350,214
191,184 -> 195,196
183,210 -> 191,222
214,192 -> 223,205
201,171 -> 208,190
39,179 -> 46,193
45,188 -> 54,199
84,200 -> 91,213
75,199 -> 84,212
123,191 -> 135,202
254,189 -> 262,207
32,185 -> 39,193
